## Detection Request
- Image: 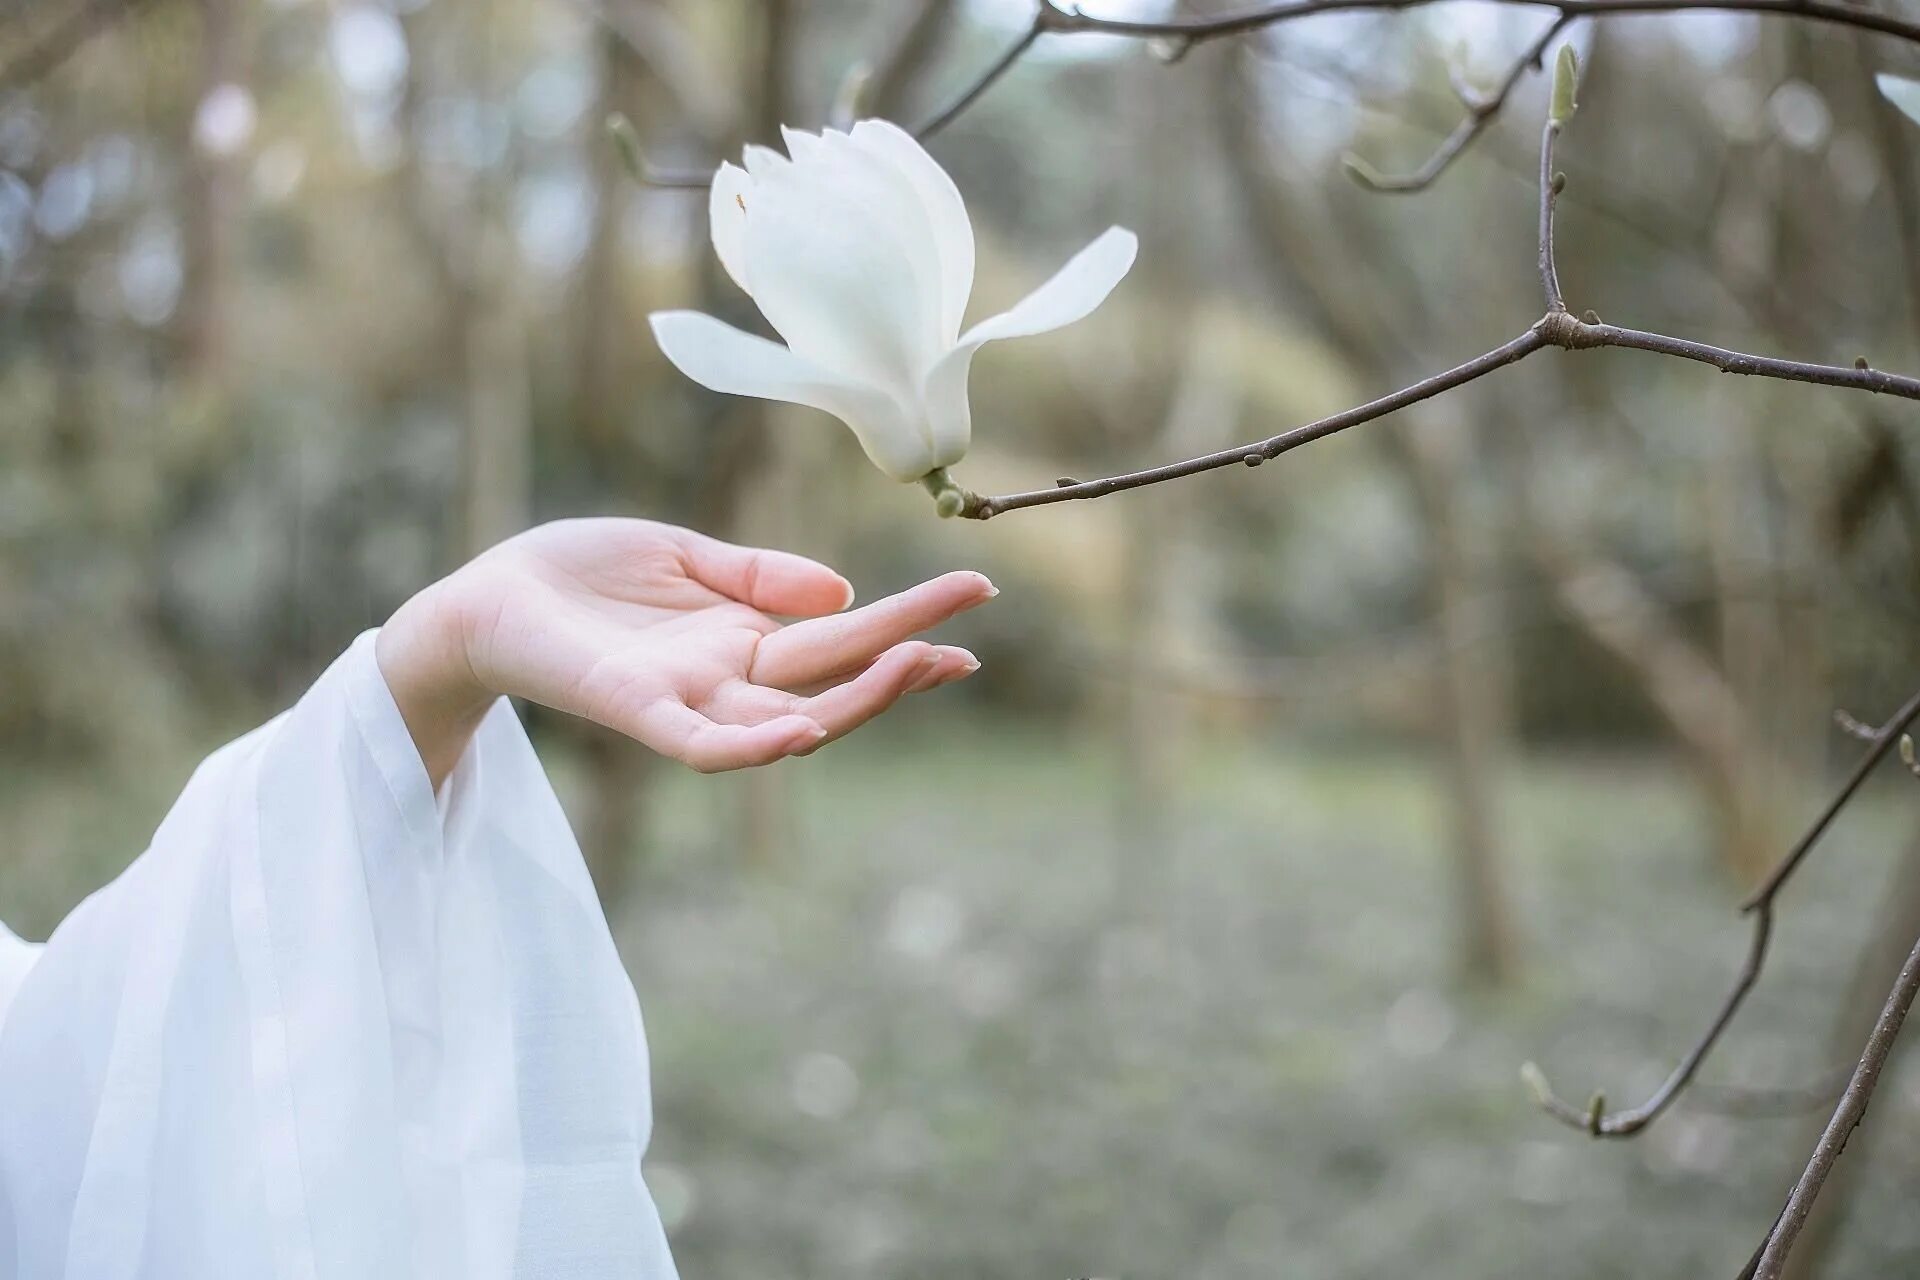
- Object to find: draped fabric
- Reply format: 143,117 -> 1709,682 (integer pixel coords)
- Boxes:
0,633 -> 676,1280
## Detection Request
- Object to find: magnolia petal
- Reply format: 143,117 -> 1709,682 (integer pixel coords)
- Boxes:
708,161 -> 753,295
849,119 -> 975,342
809,129 -> 946,366
648,311 -> 935,482
743,169 -> 932,404
1878,73 -> 1920,127
779,125 -> 831,164
741,144 -> 790,178
921,226 -> 1139,466
960,226 -> 1137,347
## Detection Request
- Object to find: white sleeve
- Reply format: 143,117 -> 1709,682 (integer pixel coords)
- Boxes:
0,632 -> 677,1280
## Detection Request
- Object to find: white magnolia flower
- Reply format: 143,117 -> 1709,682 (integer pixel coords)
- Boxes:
648,120 -> 1138,485
1878,73 -> 1920,127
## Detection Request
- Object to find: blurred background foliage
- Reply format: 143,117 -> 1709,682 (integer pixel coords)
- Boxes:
5,0 -> 1920,1274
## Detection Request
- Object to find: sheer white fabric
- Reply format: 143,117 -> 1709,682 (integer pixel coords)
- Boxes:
0,633 -> 676,1280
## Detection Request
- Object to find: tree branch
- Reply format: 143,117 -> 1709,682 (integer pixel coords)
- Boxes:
620,0 -> 1920,190
956,68 -> 1920,519
915,10 -> 1048,139
1344,15 -> 1573,194
1524,686 -> 1920,1137
1745,926 -> 1920,1279
1029,0 -> 1920,48
967,328 -> 1549,517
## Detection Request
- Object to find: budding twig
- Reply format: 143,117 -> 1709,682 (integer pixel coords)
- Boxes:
1344,15 -> 1575,194
1523,685 -> 1920,1140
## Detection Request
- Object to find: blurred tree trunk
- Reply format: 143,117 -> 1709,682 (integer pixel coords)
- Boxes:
459,1 -> 531,556
570,27 -> 655,909
862,0 -> 957,123
703,0 -> 795,869
1404,405 -> 1518,982
461,221 -> 532,555
1521,495 -> 1781,884
1098,56 -> 1195,900
1210,40 -> 1518,982
177,0 -> 240,389
1108,345 -> 1215,901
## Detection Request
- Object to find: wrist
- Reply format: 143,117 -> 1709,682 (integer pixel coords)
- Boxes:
377,579 -> 494,788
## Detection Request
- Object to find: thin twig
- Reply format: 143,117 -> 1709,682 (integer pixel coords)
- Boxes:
1345,15 -> 1572,193
1030,0 -> 1920,48
1540,117 -> 1565,312
915,11 -> 1048,139
967,327 -> 1550,517
1525,687 -> 1920,1137
621,0 -> 1920,190
1747,928 -> 1920,1279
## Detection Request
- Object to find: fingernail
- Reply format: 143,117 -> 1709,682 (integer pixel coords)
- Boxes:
935,659 -> 980,688
785,721 -> 828,752
975,573 -> 999,598
837,579 -> 856,610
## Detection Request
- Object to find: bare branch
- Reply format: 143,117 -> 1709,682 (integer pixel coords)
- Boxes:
614,4 -> 1045,189
958,67 -> 1920,520
561,0 -> 733,140
1524,686 -> 1920,1137
1030,0 -> 1920,48
617,0 -> 1920,190
1746,928 -> 1920,1279
966,327 -> 1550,518
915,10 -> 1049,140
1344,15 -> 1573,193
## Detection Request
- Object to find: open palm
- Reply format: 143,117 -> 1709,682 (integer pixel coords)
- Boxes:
434,518 -> 990,773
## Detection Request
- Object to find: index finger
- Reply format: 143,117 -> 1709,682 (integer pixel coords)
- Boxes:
748,571 -> 996,690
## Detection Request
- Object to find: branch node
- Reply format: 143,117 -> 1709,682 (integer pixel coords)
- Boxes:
1539,310 -> 1612,350
1243,452 -> 1266,467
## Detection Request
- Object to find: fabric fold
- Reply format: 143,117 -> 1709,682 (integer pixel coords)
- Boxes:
0,631 -> 674,1279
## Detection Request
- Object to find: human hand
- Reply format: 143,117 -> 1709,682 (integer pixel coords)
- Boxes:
376,518 -> 991,786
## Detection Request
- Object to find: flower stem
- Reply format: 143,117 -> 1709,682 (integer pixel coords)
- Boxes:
918,468 -> 977,519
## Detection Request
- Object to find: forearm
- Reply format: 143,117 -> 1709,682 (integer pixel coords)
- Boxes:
376,583 -> 494,791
